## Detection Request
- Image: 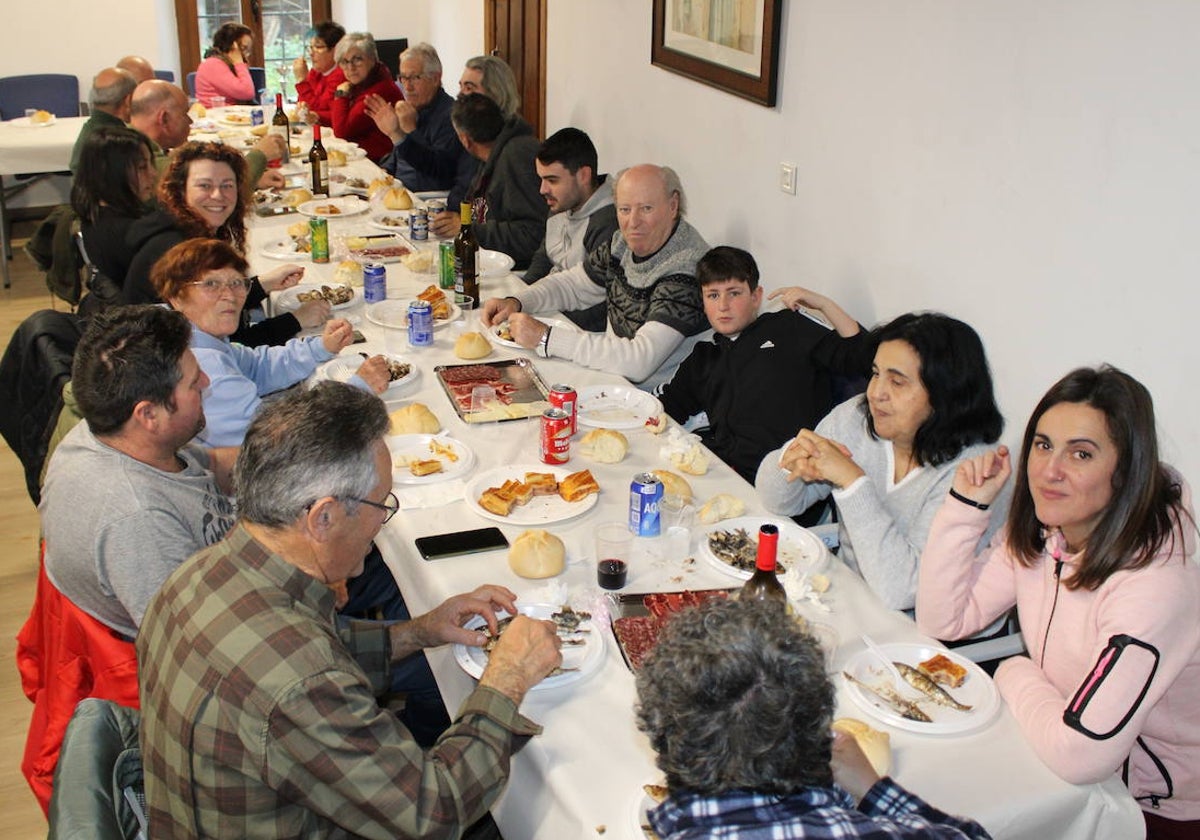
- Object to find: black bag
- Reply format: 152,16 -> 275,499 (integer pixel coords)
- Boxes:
24,205 -> 87,307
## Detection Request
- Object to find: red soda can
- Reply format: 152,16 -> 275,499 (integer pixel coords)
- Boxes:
540,408 -> 571,464
548,384 -> 577,436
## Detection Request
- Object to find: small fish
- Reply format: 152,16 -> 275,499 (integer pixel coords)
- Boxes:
893,662 -> 973,711
843,671 -> 933,722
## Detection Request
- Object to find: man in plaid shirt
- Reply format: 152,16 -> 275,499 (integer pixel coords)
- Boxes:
137,382 -> 562,838
636,600 -> 992,839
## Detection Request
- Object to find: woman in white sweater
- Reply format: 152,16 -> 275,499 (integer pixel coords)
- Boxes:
755,311 -> 1004,610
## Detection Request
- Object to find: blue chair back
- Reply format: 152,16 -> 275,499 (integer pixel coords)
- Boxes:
248,66 -> 266,103
185,72 -> 197,98
0,74 -> 80,120
153,69 -> 175,83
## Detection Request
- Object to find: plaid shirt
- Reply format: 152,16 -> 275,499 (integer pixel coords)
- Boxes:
137,523 -> 542,839
649,779 -> 992,839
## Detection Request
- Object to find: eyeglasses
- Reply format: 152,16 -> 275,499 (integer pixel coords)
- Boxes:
308,42 -> 329,53
188,277 -> 253,295
348,492 -> 400,524
398,73 -> 427,84
338,55 -> 369,68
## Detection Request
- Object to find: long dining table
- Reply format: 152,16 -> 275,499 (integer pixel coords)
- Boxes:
237,121 -> 1147,840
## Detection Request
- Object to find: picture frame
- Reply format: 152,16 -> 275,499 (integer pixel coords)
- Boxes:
651,0 -> 783,107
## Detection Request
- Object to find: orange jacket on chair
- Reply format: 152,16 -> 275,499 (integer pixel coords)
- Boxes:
16,556 -> 139,815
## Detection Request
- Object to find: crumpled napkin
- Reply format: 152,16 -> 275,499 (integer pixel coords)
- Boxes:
657,426 -> 709,475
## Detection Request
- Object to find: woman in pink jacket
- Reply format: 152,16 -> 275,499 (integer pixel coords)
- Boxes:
918,366 -> 1198,840
194,22 -> 257,107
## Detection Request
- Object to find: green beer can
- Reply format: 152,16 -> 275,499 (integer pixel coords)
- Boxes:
310,217 -> 329,264
438,240 -> 455,290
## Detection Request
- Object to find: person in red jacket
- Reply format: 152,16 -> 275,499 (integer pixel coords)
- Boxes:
292,20 -> 346,126
331,32 -> 402,162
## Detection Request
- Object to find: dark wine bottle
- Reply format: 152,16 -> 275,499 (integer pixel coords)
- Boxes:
454,202 -> 479,305
738,524 -> 787,607
271,92 -> 290,164
309,124 -> 328,196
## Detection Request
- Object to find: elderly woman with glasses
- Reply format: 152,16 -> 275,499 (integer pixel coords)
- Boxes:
152,238 -> 391,447
292,20 -> 346,125
331,31 -> 403,161
125,141 -> 325,348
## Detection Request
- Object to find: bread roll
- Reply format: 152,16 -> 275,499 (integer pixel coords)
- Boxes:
327,148 -> 347,167
284,188 -> 313,208
670,444 -> 710,476
579,429 -> 628,463
383,186 -> 414,210
388,403 -> 440,435
369,175 -> 395,195
454,331 -> 491,360
250,123 -> 269,137
832,718 -> 891,776
698,493 -> 745,525
508,529 -> 566,579
188,102 -> 207,119
652,470 -> 693,503
333,260 -> 363,286
31,109 -> 53,124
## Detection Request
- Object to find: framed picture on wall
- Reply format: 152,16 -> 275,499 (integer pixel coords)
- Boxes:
651,0 -> 783,107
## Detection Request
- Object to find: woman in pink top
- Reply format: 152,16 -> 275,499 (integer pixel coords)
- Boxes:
330,32 -> 402,162
918,366 -> 1199,840
195,22 -> 257,107
292,21 -> 345,126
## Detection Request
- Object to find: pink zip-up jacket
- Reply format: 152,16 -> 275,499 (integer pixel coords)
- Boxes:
917,484 -> 1200,822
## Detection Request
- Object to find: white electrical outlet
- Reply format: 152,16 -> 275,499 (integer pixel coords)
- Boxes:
780,162 -> 797,195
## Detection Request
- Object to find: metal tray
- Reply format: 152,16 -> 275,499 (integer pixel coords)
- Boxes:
433,358 -> 551,424
608,588 -> 735,671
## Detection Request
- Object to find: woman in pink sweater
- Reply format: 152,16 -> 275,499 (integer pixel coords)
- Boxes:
194,22 -> 257,107
918,366 -> 1198,840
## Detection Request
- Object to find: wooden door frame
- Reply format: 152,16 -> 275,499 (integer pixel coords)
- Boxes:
173,0 -> 332,86
484,0 -> 547,138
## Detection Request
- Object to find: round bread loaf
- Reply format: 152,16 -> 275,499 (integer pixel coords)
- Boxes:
327,148 -> 347,167
508,529 -> 566,579
383,186 -> 413,210
284,188 -> 313,208
698,493 -> 745,524
652,469 -> 693,503
832,717 -> 891,776
389,403 -> 440,435
333,260 -> 363,286
454,331 -> 491,359
579,428 -> 628,463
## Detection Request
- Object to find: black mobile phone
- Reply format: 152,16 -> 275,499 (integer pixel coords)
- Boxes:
416,527 -> 509,560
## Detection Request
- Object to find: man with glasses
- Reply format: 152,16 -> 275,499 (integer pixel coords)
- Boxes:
292,20 -> 346,126
365,42 -> 475,206
40,305 -> 237,639
139,381 -> 563,838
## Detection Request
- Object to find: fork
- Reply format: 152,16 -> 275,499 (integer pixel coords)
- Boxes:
860,634 -> 906,688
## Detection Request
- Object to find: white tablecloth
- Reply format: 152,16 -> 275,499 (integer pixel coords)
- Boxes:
0,115 -> 84,176
245,157 -> 1146,840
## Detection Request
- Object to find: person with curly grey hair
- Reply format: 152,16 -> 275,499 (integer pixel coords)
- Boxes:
138,381 -> 563,837
636,598 -> 991,838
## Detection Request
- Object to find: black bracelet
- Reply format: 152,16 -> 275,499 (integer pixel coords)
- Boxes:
949,488 -> 990,510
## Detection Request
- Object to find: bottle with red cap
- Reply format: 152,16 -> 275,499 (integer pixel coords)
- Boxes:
738,524 -> 787,607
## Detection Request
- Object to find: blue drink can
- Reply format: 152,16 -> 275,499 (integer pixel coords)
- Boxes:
407,300 -> 434,347
250,107 -> 264,126
363,262 -> 387,304
629,472 -> 663,537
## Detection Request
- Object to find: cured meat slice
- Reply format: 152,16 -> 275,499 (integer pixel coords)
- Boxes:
441,364 -> 503,384
612,615 -> 663,671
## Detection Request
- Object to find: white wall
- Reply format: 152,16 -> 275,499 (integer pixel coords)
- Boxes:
545,0 -> 1200,485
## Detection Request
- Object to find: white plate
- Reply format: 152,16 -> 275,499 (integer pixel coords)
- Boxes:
276,284 -> 358,312
387,434 -> 476,484
328,147 -> 367,165
11,114 -> 57,127
368,212 -> 415,233
321,353 -> 418,391
464,464 -> 599,525
259,237 -> 310,260
699,517 -> 828,581
453,604 -> 605,690
576,384 -> 663,430
218,114 -> 253,127
296,196 -> 369,218
486,317 -> 572,351
479,249 -> 515,277
364,298 -> 461,330
842,642 -> 1001,735
632,783 -> 664,840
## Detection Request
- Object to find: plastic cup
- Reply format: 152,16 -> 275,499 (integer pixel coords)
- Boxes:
659,494 -> 695,561
210,95 -> 226,109
24,108 -> 36,119
596,522 -> 631,590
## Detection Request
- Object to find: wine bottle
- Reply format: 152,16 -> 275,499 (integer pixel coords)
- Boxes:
738,524 -> 787,607
454,202 -> 479,306
271,93 -> 290,164
309,124 -> 328,196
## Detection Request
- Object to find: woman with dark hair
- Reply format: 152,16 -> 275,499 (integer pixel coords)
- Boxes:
70,126 -> 157,312
292,21 -> 346,125
637,598 -> 990,838
331,32 -> 403,161
152,238 -> 388,447
756,311 -> 1005,610
918,366 -> 1198,839
124,141 -> 327,346
195,22 -> 257,107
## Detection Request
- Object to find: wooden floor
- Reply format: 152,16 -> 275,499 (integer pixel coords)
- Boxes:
0,219 -> 75,837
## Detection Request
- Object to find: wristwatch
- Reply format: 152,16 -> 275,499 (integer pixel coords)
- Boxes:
537,326 -> 552,358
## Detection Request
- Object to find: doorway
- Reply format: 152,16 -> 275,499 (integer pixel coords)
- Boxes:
484,0 -> 547,138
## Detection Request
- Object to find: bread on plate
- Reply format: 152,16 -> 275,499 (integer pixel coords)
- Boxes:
508,529 -> 566,579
